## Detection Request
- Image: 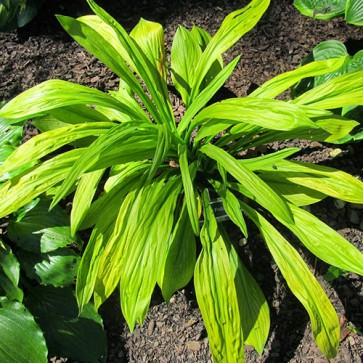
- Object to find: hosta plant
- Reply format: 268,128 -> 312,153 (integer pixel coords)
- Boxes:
293,0 -> 363,25
0,198 -> 107,363
1,0 -> 363,361
292,39 -> 363,142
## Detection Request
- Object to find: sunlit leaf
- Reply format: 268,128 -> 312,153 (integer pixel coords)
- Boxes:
241,202 -> 340,358
200,144 -> 294,224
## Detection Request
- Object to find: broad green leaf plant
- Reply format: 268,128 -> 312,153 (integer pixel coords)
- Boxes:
1,0 -> 363,360
293,0 -> 363,25
0,198 -> 107,363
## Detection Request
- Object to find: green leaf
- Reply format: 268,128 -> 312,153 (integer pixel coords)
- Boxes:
282,204 -> 363,275
0,0 -> 42,31
211,180 -> 248,237
118,178 -> 181,329
250,57 -> 347,99
291,70 -> 363,109
18,248 -> 79,287
7,198 -> 82,253
86,0 -> 174,128
0,298 -> 47,363
92,189 -> 140,310
293,0 -> 346,20
238,148 -> 301,171
218,226 -> 269,354
0,80 -> 139,122
178,144 -> 200,235
131,18 -> 167,81
79,162 -> 150,230
57,14 -> 159,123
257,160 -> 363,204
171,25 -> 202,105
241,202 -> 340,359
0,240 -> 23,302
190,0 -> 270,101
26,286 -> 107,363
71,169 -> 105,235
148,124 -> 171,180
345,0 -> 363,25
0,149 -> 83,219
76,215 -> 116,312
195,191 -> 244,362
264,179 -> 327,206
51,122 -> 158,208
0,120 -> 22,162
200,144 -> 294,224
193,98 -> 318,134
178,56 -> 240,136
160,202 -> 196,302
0,123 -> 112,180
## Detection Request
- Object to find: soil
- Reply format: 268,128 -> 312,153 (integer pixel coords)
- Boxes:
1,0 -> 363,362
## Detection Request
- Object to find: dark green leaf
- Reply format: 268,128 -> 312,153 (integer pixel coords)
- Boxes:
17,249 -> 80,287
0,240 -> 23,301
26,286 -> 107,363
7,198 -> 82,253
0,298 -> 47,363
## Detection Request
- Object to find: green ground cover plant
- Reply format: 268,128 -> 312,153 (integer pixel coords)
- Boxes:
0,0 -> 363,361
293,0 -> 363,25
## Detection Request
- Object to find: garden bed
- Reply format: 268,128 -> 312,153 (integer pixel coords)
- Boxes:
0,0 -> 362,362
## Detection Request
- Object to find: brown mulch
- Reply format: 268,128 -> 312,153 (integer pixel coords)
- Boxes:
1,0 -> 363,362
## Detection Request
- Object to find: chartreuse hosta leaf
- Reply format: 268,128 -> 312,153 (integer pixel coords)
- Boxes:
291,70 -> 363,109
200,144 -> 294,225
76,165 -> 149,309
0,122 -> 113,180
171,25 -> 203,105
86,0 -> 175,129
51,121 -> 159,207
241,202 -> 340,359
0,149 -> 83,219
179,144 -> 200,235
91,176 -> 181,329
258,159 -> 363,204
130,18 -> 167,81
210,179 -> 248,237
57,14 -> 159,123
195,190 -> 269,362
0,80 -> 141,123
193,98 -> 318,139
284,204 -> 363,275
190,0 -> 270,101
71,169 -> 105,235
178,56 -> 240,136
250,57 -> 347,99
159,201 -> 196,302
118,177 -> 181,329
